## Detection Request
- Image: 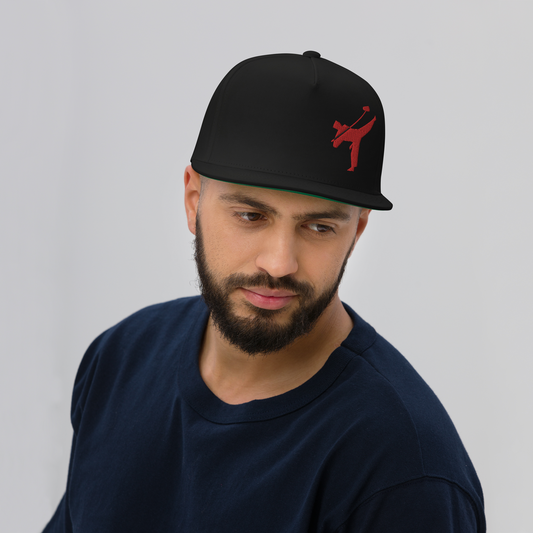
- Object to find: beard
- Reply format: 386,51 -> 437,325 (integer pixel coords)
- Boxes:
194,214 -> 353,356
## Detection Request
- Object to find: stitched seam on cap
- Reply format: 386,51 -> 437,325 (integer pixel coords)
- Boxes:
310,57 -> 319,87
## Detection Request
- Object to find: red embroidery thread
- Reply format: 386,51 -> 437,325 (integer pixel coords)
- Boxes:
332,106 -> 376,171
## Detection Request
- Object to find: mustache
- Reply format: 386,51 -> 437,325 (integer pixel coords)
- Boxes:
223,272 -> 314,299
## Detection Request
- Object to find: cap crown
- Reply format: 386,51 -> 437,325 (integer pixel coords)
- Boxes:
192,52 -> 391,210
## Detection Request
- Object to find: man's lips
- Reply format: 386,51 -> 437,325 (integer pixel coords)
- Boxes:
245,287 -> 296,298
239,288 -> 297,310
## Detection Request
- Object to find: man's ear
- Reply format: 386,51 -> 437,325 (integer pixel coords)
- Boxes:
184,165 -> 202,235
348,209 -> 371,258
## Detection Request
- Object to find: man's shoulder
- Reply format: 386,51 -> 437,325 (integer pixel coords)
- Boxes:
70,296 -> 206,425
338,306 -> 482,503
75,295 -> 205,378
341,305 -> 449,428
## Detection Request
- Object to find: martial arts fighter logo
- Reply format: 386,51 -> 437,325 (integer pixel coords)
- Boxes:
332,106 -> 376,171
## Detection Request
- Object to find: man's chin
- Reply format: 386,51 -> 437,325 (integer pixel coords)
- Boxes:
213,312 -> 306,356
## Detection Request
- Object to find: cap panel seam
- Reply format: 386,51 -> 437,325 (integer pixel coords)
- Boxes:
310,57 -> 319,87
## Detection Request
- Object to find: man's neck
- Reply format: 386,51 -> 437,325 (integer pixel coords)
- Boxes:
198,296 -> 353,405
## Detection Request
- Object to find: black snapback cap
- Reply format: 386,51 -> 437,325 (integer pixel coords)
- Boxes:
191,51 -> 392,210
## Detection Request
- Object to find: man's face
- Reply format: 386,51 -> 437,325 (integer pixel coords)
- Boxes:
188,175 -> 366,356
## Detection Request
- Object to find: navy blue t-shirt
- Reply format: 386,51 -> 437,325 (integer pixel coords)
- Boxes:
43,296 -> 485,532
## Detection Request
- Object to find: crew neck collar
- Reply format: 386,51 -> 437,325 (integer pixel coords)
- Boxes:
178,297 -> 376,424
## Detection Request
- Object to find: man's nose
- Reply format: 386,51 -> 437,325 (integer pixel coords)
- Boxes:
254,229 -> 299,279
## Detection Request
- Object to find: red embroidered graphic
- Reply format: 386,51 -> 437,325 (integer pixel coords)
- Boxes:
332,106 -> 376,171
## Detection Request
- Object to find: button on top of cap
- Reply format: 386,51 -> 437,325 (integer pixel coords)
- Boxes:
303,50 -> 320,58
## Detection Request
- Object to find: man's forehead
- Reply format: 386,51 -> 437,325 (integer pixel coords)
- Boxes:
203,177 -> 357,219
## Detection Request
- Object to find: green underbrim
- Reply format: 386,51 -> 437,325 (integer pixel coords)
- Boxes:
200,175 -> 367,209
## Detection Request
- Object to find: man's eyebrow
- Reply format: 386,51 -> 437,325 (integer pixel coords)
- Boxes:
218,193 -> 352,222
218,193 -> 279,216
293,209 -> 352,222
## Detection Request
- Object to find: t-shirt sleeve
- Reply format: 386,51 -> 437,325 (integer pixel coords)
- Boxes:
335,477 -> 484,533
41,335 -> 104,533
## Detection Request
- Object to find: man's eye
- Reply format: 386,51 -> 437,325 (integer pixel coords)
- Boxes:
238,212 -> 263,222
307,223 -> 333,234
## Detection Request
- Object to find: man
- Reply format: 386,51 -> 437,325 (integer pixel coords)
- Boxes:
43,51 -> 485,532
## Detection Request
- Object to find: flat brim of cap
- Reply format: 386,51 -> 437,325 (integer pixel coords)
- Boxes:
192,159 -> 393,210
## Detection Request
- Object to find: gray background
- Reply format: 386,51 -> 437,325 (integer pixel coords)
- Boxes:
1,1 -> 532,531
